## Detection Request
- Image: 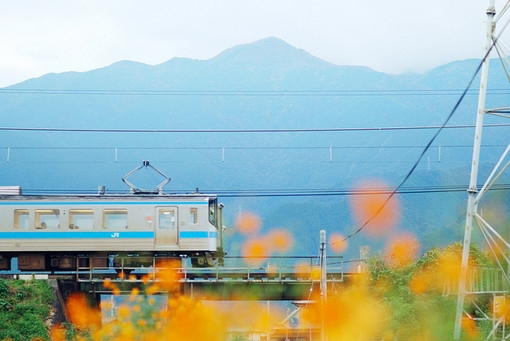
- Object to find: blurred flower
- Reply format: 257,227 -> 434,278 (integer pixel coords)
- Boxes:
241,236 -> 269,266
409,270 -> 432,294
155,259 -> 182,291
66,292 -> 101,330
329,232 -> 348,253
235,211 -> 262,235
462,316 -> 481,340
49,324 -> 66,341
129,287 -> 140,301
266,228 -> 294,253
385,233 -> 420,267
349,178 -> 401,236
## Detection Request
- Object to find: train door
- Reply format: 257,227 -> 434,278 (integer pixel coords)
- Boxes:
155,207 -> 178,249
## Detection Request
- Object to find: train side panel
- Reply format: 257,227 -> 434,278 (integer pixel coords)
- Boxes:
0,194 -> 220,270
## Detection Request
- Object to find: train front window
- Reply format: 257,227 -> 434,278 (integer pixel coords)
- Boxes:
103,209 -> 128,229
14,209 -> 29,229
35,209 -> 60,229
69,209 -> 94,230
209,198 -> 218,227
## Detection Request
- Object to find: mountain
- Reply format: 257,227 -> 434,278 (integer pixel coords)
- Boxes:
0,37 -> 508,259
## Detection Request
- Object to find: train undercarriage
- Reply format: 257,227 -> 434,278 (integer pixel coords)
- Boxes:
0,251 -> 218,273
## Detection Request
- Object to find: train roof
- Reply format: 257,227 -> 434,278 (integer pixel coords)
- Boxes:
0,186 -> 217,201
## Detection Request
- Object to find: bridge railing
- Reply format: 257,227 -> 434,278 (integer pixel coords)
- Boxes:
75,255 -> 344,283
183,256 -> 344,282
442,267 -> 510,295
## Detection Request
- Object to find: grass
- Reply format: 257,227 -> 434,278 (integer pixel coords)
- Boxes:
0,277 -> 55,341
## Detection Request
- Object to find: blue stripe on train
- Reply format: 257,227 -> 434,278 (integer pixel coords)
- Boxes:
0,231 -> 155,239
0,231 -> 217,239
180,231 -> 218,239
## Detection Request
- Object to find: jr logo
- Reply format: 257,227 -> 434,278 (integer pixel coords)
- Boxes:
111,232 -> 120,238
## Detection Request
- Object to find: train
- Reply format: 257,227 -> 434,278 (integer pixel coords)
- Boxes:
0,185 -> 224,271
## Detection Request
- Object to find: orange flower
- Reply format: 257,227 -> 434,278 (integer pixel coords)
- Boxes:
66,292 -> 101,330
129,287 -> 140,301
141,274 -> 151,285
266,228 -> 294,253
241,237 -> 269,266
145,283 -> 161,295
103,277 -> 112,288
349,178 -> 401,236
117,305 -> 131,321
49,324 -> 66,341
385,233 -> 420,267
155,259 -> 182,291
409,270 -> 432,294
235,212 -> 262,235
137,319 -> 147,328
329,232 -> 348,253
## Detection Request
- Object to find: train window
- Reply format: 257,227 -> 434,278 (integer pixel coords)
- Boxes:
209,198 -> 218,226
69,209 -> 94,230
35,209 -> 60,229
14,209 -> 29,229
159,208 -> 176,229
103,209 -> 128,229
189,208 -> 198,224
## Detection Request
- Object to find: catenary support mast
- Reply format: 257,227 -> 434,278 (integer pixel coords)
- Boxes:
453,0 -> 496,339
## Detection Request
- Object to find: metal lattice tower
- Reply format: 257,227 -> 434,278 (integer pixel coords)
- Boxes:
454,0 -> 510,339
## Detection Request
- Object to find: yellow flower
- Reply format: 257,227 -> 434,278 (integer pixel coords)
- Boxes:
129,287 -> 140,301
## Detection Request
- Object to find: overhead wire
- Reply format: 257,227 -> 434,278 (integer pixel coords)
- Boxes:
494,3 -> 510,82
495,0 -> 510,22
3,143 -> 508,150
0,88 -> 509,96
20,183 -> 510,197
0,123 -> 509,134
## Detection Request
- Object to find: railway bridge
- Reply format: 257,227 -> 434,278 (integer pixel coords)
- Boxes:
8,256 -> 509,301
69,255 -> 354,301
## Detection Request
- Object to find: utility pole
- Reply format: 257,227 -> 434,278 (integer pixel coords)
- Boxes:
453,0 -> 496,339
320,230 -> 327,341
320,230 -> 327,299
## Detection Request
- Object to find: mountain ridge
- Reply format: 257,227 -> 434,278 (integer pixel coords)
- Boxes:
5,37 -> 405,92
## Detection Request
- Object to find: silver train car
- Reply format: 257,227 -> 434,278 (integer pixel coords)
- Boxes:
0,186 -> 223,271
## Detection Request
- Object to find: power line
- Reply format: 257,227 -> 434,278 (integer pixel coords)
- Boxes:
20,184 -> 510,197
0,123 -> 509,134
1,142 -> 506,165
0,88 -> 509,96
213,184 -> 510,197
1,143 -> 506,150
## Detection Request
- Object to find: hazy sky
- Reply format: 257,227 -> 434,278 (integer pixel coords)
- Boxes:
1,0 -> 509,88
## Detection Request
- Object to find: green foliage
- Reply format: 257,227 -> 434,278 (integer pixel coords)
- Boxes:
60,322 -> 90,341
367,242 -> 493,340
0,278 -> 55,341
368,256 -> 420,336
